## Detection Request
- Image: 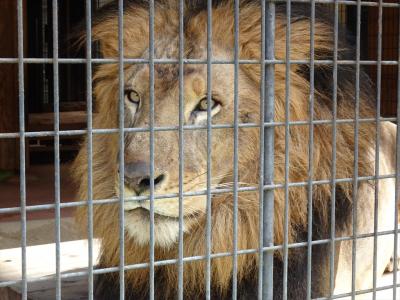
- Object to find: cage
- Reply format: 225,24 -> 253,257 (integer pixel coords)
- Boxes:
0,0 -> 399,299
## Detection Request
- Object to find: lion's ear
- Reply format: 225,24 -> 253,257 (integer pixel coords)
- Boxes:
274,18 -> 333,61
90,5 -> 150,58
92,19 -> 119,58
238,10 -> 334,84
98,41 -> 118,58
68,16 -> 120,59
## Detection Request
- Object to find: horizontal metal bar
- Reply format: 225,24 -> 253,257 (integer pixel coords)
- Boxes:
276,0 -> 400,6
0,173 -> 395,214
1,228 -> 398,289
0,117 -> 397,139
317,283 -> 400,300
0,57 -> 398,65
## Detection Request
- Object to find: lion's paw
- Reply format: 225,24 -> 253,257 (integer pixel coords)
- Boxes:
386,255 -> 400,273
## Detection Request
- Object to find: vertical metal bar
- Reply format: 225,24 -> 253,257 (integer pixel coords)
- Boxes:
372,0 -> 383,298
330,0 -> 339,297
52,0 -> 61,298
149,0 -> 156,299
177,0 -> 185,298
85,0 -> 94,299
282,1 -> 291,299
262,0 -> 275,297
117,0 -> 125,298
306,0 -> 315,298
205,0 -> 213,298
258,0 -> 266,298
232,0 -> 240,299
392,7 -> 400,298
351,0 -> 362,298
17,0 -> 27,298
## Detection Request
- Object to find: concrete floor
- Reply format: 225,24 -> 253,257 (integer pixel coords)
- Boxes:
0,164 -> 75,222
0,163 -> 88,299
0,217 -> 80,250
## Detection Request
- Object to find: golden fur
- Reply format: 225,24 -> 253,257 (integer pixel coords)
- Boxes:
71,0 -> 381,297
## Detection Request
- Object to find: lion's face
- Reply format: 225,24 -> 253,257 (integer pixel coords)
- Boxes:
119,44 -> 259,247
77,3 -> 324,250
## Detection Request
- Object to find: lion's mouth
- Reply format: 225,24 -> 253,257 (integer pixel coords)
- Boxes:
126,207 -> 182,221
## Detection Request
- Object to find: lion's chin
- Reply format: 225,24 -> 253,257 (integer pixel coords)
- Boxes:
125,208 -> 189,248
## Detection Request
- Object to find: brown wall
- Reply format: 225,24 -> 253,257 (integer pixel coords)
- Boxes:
0,1 -> 20,170
367,1 -> 399,117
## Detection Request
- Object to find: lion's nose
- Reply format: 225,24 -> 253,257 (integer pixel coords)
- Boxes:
123,161 -> 166,195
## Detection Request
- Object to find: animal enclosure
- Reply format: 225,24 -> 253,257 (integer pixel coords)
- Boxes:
0,0 -> 400,299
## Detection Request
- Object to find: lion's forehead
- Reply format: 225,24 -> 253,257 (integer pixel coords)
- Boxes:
130,37 -> 207,89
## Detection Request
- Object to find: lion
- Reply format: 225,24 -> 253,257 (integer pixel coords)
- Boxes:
71,0 -> 398,299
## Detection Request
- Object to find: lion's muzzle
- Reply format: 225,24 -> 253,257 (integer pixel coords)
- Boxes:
122,160 -> 167,195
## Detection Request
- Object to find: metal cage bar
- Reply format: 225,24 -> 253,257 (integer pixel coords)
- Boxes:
3,57 -> 400,65
1,174 -> 398,215
51,0 -> 61,299
0,117 -> 398,141
0,117 -> 398,140
177,0 -> 185,298
0,117 -> 397,139
258,1 -> 266,297
85,0 -> 94,299
306,0 -> 316,298
117,0 -> 126,298
2,231 -> 400,290
261,0 -> 276,298
393,6 -> 400,299
1,57 -> 399,65
372,0 -> 383,298
0,227 -> 398,280
148,0 -> 156,298
351,0 -> 362,297
232,0 -> 240,298
282,0 -> 291,298
329,0 -> 339,296
205,0 -> 213,298
16,0 -> 27,299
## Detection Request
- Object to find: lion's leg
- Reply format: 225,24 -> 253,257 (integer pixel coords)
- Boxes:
390,210 -> 400,272
333,141 -> 396,299
387,192 -> 400,272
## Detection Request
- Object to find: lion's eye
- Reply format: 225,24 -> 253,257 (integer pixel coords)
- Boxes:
125,89 -> 140,104
196,97 -> 219,111
124,89 -> 140,123
190,96 -> 221,124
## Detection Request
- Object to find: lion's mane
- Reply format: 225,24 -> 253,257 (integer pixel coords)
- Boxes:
71,0 -> 376,298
